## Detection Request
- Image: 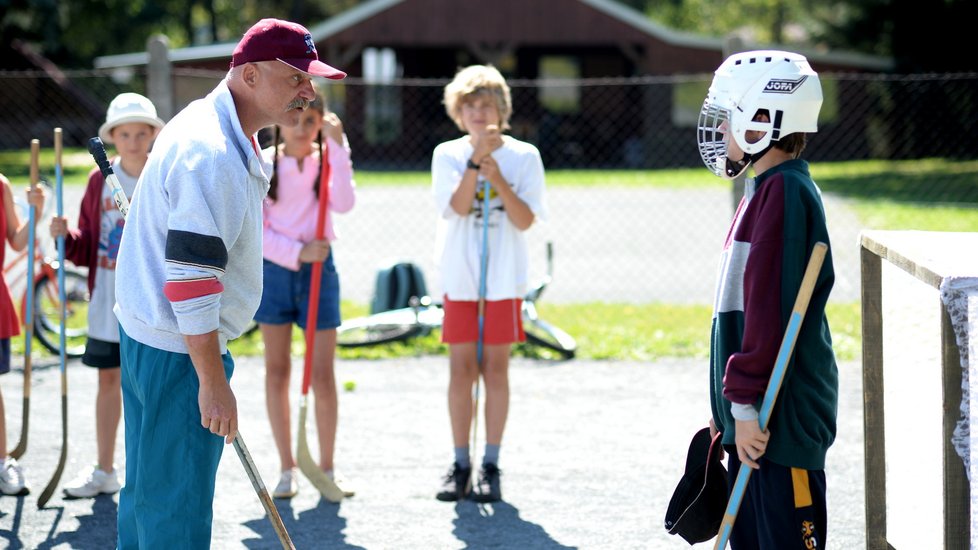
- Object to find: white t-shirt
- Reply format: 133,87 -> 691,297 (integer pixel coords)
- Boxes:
432,135 -> 547,301
88,157 -> 136,342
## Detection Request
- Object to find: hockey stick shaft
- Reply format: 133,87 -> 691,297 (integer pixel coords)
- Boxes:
38,128 -> 68,508
713,242 -> 827,549
234,435 -> 295,549
11,139 -> 40,460
83,138 -> 297,545
472,178 -> 490,460
296,143 -> 343,502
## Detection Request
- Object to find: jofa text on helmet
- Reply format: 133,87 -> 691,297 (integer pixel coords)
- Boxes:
764,75 -> 809,94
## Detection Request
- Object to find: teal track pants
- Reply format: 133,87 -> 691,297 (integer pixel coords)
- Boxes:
117,325 -> 234,549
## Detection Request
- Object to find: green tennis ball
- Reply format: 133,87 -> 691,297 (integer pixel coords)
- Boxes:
343,380 -> 356,392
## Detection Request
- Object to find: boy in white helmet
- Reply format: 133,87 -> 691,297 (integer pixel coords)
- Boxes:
50,92 -> 164,498
699,50 -> 838,549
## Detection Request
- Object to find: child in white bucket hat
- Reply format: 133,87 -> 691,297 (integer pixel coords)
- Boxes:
50,92 -> 163,499
97,93 -> 165,144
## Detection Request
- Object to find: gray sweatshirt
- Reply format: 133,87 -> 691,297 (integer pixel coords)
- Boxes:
114,79 -> 270,354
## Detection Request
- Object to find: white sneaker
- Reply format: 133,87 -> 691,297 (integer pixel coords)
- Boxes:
273,468 -> 298,499
327,470 -> 356,498
63,466 -> 122,498
0,457 -> 29,496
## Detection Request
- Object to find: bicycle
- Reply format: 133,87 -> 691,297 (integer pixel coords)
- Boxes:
3,184 -> 90,358
335,243 -> 577,360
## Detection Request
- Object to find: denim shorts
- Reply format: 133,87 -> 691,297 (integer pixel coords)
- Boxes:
254,254 -> 341,330
0,338 -> 10,375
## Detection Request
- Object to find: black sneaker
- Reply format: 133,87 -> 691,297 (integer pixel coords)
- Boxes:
435,462 -> 471,502
472,463 -> 502,502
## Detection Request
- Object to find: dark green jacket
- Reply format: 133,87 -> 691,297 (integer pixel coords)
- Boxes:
709,159 -> 838,470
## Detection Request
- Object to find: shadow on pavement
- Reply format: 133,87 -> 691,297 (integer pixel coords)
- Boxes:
243,498 -> 366,549
37,494 -> 118,550
0,495 -> 27,549
453,501 -> 576,549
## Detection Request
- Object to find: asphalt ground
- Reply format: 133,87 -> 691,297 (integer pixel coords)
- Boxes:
1,354 -> 866,549
0,182 -> 871,549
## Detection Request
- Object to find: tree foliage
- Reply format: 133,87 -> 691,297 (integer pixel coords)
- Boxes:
3,0 -> 973,71
2,0 -> 365,68
622,0 -> 974,71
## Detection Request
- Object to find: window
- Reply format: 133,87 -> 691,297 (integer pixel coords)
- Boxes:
538,56 -> 580,114
363,47 -> 401,145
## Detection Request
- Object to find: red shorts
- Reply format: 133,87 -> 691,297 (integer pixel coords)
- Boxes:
441,296 -> 525,345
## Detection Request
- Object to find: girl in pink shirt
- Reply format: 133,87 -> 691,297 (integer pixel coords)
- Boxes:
254,92 -> 356,499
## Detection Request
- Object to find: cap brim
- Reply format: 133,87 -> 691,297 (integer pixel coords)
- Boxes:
664,427 -> 728,544
98,115 -> 165,144
279,58 -> 346,80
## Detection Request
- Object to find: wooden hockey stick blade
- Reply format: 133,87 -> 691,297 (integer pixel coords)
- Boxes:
13,141 -> 41,459
296,397 -> 345,502
233,434 -> 296,550
9,394 -> 29,459
37,394 -> 68,508
713,242 -> 828,549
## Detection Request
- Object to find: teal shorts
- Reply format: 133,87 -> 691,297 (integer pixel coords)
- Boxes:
117,324 -> 234,549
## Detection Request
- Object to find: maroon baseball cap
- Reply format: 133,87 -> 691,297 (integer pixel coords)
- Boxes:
231,18 -> 346,80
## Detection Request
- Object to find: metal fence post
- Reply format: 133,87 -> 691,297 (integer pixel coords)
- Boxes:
722,35 -> 747,214
147,34 -> 173,121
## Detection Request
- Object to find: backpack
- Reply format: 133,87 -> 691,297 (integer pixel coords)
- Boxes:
370,262 -> 428,313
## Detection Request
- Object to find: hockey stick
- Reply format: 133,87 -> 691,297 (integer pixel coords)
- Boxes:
713,241 -> 828,549
38,128 -> 67,508
85,138 -> 296,547
10,139 -> 40,460
471,177 -> 491,475
86,138 -> 130,217
234,434 -> 296,549
296,142 -> 344,502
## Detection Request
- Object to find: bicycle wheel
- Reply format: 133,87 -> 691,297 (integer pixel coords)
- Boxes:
523,316 -> 577,360
33,270 -> 89,358
336,307 -> 437,348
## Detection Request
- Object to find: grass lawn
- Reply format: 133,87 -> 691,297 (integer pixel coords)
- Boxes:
3,154 -> 974,361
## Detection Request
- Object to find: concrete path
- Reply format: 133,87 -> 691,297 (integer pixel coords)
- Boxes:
9,184 -> 863,308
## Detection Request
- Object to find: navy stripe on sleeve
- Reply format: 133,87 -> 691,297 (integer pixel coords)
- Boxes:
165,229 -> 228,273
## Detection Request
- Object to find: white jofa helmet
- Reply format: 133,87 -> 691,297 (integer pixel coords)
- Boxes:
697,50 -> 823,179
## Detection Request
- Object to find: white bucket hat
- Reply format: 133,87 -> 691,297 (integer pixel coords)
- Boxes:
98,93 -> 165,144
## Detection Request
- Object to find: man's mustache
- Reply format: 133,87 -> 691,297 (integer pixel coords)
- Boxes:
286,98 -> 310,111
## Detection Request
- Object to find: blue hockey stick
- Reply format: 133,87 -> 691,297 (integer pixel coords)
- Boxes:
713,242 -> 828,549
472,177 -> 491,460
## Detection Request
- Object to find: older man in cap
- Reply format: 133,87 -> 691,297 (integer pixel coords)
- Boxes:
113,19 -> 344,548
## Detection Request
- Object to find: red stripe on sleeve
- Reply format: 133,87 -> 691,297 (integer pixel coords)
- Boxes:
163,278 -> 224,302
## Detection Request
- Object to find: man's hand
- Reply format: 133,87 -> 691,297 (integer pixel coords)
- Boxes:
185,331 -> 238,445
199,377 -> 238,444
299,239 -> 330,263
734,418 -> 768,469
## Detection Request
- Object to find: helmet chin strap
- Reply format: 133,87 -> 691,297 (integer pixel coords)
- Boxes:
724,143 -> 774,179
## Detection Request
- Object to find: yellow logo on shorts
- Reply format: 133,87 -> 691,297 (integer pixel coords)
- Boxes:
801,520 -> 818,548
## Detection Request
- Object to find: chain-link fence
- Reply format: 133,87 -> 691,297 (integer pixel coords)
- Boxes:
1,70 -> 976,306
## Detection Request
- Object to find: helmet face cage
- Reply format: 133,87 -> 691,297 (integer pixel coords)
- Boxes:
697,50 -> 823,178
697,100 -> 731,178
